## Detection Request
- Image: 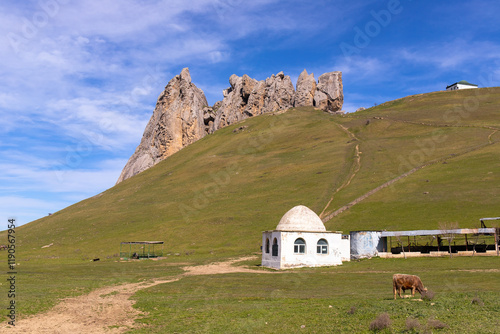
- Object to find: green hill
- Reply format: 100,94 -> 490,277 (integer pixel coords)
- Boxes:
7,87 -> 500,262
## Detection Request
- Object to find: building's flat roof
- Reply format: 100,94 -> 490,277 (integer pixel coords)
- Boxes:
381,228 -> 495,237
263,230 -> 344,234
121,241 -> 164,244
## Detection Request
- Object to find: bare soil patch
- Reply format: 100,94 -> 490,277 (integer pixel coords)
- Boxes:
182,256 -> 266,276
1,256 -> 265,333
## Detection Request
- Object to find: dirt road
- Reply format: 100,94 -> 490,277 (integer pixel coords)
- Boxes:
1,256 -> 265,333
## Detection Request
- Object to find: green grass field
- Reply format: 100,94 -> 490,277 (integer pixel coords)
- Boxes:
2,256 -> 499,332
130,257 -> 500,333
1,87 -> 499,331
0,259 -> 185,319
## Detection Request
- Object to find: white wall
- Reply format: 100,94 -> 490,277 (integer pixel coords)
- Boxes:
456,83 -> 477,90
261,231 -> 281,269
340,235 -> 351,262
262,231 -> 347,269
350,231 -> 382,259
447,84 -> 478,91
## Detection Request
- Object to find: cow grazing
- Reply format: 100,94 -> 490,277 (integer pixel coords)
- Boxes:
393,274 -> 427,300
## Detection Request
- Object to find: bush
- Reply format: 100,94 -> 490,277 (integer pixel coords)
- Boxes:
369,313 -> 391,331
471,296 -> 484,306
405,317 -> 421,331
421,289 -> 435,301
427,319 -> 447,330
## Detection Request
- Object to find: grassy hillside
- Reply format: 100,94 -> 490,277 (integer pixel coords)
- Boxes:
328,87 -> 500,231
2,87 -> 500,329
5,87 -> 500,262
9,107 -> 352,261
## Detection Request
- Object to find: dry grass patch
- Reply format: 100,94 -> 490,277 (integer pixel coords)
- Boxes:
369,313 -> 391,331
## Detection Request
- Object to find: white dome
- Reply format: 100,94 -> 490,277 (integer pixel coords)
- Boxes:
276,205 -> 326,232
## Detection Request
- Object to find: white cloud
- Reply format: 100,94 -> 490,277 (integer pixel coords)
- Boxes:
398,39 -> 500,70
1,0 -> 325,156
49,165 -> 124,194
0,196 -> 69,225
46,96 -> 150,149
341,101 -> 363,114
0,156 -> 125,194
334,56 -> 389,81
0,154 -> 126,226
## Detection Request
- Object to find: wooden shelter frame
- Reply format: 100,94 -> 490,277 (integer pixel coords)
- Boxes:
382,227 -> 499,256
120,241 -> 164,259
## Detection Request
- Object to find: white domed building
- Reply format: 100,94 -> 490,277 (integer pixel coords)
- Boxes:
261,205 -> 350,269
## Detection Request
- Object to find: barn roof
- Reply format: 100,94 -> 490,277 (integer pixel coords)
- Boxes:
275,205 -> 327,232
446,80 -> 478,88
457,80 -> 477,86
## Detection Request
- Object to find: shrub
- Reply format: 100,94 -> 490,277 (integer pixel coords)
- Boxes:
421,289 -> 435,301
471,296 -> 484,306
369,313 -> 391,331
427,319 -> 447,330
405,317 -> 421,331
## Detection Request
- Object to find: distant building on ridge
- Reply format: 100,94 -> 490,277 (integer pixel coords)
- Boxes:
446,80 -> 478,91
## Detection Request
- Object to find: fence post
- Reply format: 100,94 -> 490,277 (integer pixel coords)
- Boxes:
495,228 -> 499,256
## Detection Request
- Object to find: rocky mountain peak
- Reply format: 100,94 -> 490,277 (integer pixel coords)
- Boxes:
116,67 -> 207,184
314,71 -> 343,113
295,69 -> 317,107
209,72 -> 295,133
179,67 -> 191,82
117,68 -> 343,183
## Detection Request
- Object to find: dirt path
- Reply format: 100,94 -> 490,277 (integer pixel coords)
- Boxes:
1,256 -> 267,333
182,256 -> 264,276
320,144 -> 361,219
322,140 -> 496,222
320,124 -> 362,219
321,122 -> 499,223
488,129 -> 498,144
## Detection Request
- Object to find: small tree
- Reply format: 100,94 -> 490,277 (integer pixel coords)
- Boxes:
439,222 -> 459,258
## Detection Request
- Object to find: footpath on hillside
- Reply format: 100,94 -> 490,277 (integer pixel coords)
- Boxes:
320,119 -> 499,222
1,256 -> 269,334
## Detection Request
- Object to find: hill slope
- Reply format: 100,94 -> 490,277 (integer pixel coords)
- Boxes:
8,87 -> 500,261
328,87 -> 500,231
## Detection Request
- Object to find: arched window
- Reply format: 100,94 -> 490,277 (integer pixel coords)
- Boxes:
317,239 -> 328,254
272,238 -> 278,257
265,238 -> 270,254
294,238 -> 306,254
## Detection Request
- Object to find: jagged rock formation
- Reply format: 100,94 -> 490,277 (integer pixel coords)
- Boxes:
295,69 -> 343,113
210,72 -> 295,132
295,69 -> 317,107
116,68 -> 207,184
117,68 -> 343,183
313,71 -> 343,113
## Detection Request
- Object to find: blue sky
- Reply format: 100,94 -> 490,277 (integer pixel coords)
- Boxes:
1,0 -> 500,226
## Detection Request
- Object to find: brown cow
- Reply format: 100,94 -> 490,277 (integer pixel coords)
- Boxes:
393,274 -> 427,300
